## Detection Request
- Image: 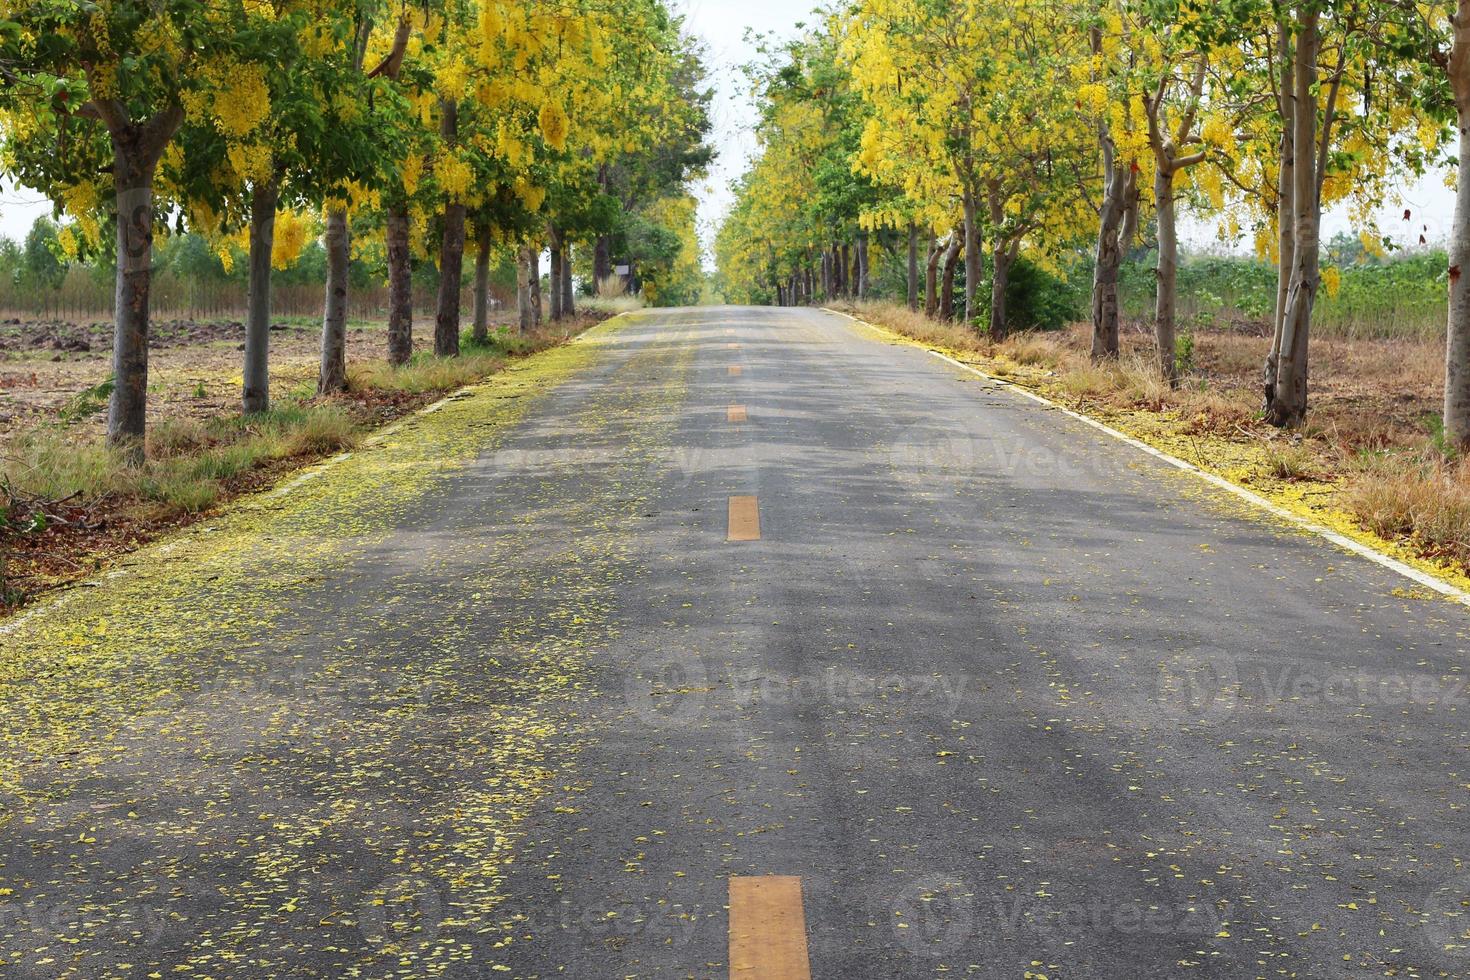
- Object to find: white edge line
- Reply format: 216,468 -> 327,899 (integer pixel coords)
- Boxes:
0,312 -> 639,636
822,307 -> 1470,608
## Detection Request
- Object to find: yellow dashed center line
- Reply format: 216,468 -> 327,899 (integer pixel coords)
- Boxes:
728,404 -> 748,423
728,876 -> 810,979
727,496 -> 761,542
729,365 -> 743,377
728,343 -> 741,350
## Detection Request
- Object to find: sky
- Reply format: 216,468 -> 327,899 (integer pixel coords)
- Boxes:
677,0 -> 811,266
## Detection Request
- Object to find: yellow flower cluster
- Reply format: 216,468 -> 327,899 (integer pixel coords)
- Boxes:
438,153 -> 474,201
271,209 -> 311,270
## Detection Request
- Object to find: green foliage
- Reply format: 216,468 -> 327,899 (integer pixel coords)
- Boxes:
970,257 -> 1086,334
1175,330 -> 1196,376
1118,251 -> 1449,339
21,217 -> 67,291
60,377 -> 115,423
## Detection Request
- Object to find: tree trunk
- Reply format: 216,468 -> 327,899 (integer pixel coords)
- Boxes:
1155,166 -> 1180,385
548,229 -> 564,322
907,224 -> 920,311
529,248 -> 542,327
317,207 -> 350,394
963,191 -> 982,325
472,231 -> 491,344
434,199 -> 465,357
106,108 -> 183,463
1448,105 -> 1470,450
561,244 -> 575,317
939,231 -> 962,321
594,236 -> 611,289
1267,21 -> 1296,407
856,233 -> 869,299
840,243 -> 851,298
517,246 -> 534,332
1091,163 -> 1129,361
243,176 -> 279,415
925,236 -> 942,317
1267,11 -> 1320,427
386,202 -> 413,366
990,242 -> 1017,341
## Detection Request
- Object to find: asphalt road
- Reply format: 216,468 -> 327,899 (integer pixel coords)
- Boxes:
2,306 -> 1469,980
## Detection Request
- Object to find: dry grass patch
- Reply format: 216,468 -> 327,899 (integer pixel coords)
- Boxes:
1343,453 -> 1470,567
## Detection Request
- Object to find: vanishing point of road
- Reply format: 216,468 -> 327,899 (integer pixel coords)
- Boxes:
2,307 -> 1468,979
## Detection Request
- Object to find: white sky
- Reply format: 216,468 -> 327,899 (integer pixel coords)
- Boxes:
678,0 -> 811,267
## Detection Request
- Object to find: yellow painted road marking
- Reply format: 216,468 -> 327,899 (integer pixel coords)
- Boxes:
729,365 -> 743,377
727,404 -> 748,423
728,343 -> 741,350
727,496 -> 761,542
729,876 -> 810,979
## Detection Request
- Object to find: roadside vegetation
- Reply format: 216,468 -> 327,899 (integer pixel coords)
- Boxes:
716,1 -> 1470,587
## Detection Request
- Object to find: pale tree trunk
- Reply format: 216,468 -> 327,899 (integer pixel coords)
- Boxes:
1154,167 -> 1181,384
528,248 -> 542,328
516,246 -> 534,332
925,236 -> 942,317
856,233 -> 870,298
593,164 -> 612,286
820,251 -> 831,299
548,228 -> 564,321
317,207 -> 350,394
1446,3 -> 1470,450
318,20 -> 372,395
434,198 -> 465,357
1145,55 -> 1207,386
472,230 -> 491,345
1267,22 -> 1296,404
242,176 -> 279,414
1267,10 -> 1321,427
104,105 -> 183,463
990,241 -> 1018,341
386,203 -> 413,366
963,191 -> 982,324
1093,172 -> 1123,359
1090,148 -> 1131,361
561,244 -> 575,317
939,231 -> 962,321
840,243 -> 851,297
986,188 -> 1013,338
907,224 -> 920,311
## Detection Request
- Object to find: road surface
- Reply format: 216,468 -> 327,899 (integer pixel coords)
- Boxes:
2,307 -> 1468,979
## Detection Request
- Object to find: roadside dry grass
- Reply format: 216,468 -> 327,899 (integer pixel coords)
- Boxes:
834,299 -> 1469,584
0,312 -> 608,611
